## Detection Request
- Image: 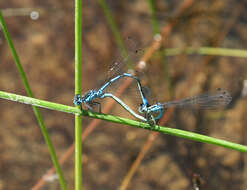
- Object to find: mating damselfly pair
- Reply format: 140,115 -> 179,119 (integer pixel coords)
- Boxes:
73,45 -> 232,125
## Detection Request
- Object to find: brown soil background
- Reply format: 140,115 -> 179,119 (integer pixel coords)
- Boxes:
0,0 -> 247,189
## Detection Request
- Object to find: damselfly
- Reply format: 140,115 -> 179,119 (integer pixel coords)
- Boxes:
138,88 -> 232,125
73,39 -> 148,122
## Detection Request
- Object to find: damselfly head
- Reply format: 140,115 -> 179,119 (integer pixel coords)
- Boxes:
138,103 -> 149,113
138,103 -> 144,113
73,94 -> 82,106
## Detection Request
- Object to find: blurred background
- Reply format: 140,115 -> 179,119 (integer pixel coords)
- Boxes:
0,0 -> 247,189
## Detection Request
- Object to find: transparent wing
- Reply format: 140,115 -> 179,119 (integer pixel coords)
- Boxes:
161,88 -> 232,109
93,37 -> 143,91
106,37 -> 144,79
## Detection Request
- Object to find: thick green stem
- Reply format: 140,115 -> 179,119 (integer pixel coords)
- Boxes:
1,90 -> 247,154
74,0 -> 83,189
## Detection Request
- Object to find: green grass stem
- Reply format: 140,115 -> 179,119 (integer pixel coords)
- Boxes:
1,90 -> 247,154
0,11 -> 67,190
164,47 -> 247,58
98,0 -> 130,64
147,0 -> 160,35
74,0 -> 83,189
